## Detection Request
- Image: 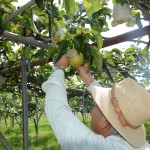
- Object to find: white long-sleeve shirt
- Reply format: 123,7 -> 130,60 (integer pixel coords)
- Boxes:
42,69 -> 150,150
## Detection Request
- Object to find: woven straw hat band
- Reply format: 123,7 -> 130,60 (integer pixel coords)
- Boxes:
111,85 -> 140,129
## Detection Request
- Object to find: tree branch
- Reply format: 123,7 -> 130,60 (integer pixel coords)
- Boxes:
1,31 -> 50,49
102,25 -> 150,48
2,0 -> 35,26
1,25 -> 150,51
0,57 -> 52,75
129,39 -> 148,44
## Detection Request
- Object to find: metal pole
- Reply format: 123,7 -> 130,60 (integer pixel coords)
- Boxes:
21,49 -> 29,150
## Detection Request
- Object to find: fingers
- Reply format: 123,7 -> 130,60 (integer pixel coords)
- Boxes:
76,63 -> 88,73
61,54 -> 69,60
76,63 -> 85,71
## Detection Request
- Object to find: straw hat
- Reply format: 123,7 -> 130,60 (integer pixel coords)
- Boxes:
91,77 -> 150,147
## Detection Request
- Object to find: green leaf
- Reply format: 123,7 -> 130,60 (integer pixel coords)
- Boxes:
47,5 -> 59,18
106,59 -> 115,67
125,47 -> 134,54
73,35 -> 85,52
83,43 -> 94,65
141,46 -> 148,56
48,45 -> 58,57
112,0 -> 117,4
54,40 -> 69,63
91,19 -> 101,32
76,75 -> 81,82
96,34 -> 103,49
103,52 -> 111,60
91,46 -> 103,72
56,20 -> 66,28
35,0 -> 45,10
84,0 -> 101,20
76,27 -> 82,35
112,48 -> 122,55
62,0 -> 76,18
84,43 -> 92,55
129,54 -> 135,62
76,27 -> 90,35
92,30 -> 103,49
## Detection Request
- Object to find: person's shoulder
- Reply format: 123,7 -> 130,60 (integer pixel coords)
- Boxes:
133,142 -> 150,150
103,136 -> 150,150
142,141 -> 150,149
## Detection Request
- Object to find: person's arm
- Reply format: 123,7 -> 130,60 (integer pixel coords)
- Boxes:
42,55 -> 103,150
77,63 -> 101,92
77,63 -> 93,86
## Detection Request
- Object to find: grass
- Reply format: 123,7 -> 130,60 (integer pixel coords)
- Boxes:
145,121 -> 150,143
0,115 -> 60,150
0,114 -> 150,150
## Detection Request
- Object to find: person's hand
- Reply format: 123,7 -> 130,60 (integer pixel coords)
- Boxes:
77,63 -> 94,85
55,54 -> 69,69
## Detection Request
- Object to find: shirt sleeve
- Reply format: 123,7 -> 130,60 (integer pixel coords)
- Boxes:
87,80 -> 101,92
42,70 -> 103,150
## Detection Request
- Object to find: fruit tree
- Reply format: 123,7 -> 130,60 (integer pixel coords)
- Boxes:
0,0 -> 150,149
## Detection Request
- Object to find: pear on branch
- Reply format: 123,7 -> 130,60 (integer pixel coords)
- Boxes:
67,48 -> 84,67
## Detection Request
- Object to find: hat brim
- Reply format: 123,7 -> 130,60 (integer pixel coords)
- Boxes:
92,86 -> 146,148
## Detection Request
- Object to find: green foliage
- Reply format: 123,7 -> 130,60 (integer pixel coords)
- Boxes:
91,46 -> 103,72
91,30 -> 103,49
73,35 -> 85,52
84,0 -> 101,19
0,1 -> 150,147
62,0 -> 76,18
54,39 -> 69,63
145,122 -> 150,143
47,4 -> 59,18
0,0 -> 149,106
35,0 -> 45,10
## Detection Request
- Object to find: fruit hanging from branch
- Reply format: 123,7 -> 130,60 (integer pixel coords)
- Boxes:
67,48 -> 84,67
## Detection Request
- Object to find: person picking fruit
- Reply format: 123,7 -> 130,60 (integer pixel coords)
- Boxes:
42,54 -> 150,150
